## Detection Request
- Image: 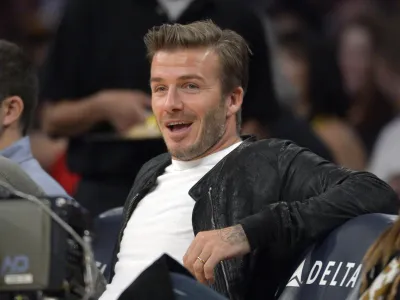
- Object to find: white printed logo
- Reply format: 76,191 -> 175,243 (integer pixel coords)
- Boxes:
96,261 -> 107,274
286,259 -> 305,287
286,260 -> 362,288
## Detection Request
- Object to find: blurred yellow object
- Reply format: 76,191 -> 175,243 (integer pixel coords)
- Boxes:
123,114 -> 162,139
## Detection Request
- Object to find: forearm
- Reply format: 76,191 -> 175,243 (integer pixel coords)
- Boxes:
41,95 -> 105,137
240,171 -> 398,251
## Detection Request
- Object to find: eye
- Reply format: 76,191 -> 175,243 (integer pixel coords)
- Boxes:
182,83 -> 199,90
153,85 -> 167,93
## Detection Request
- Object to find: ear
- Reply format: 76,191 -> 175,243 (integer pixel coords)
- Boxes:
1,96 -> 24,128
225,86 -> 243,118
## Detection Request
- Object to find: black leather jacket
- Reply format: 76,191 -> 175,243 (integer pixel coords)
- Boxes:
110,137 -> 398,299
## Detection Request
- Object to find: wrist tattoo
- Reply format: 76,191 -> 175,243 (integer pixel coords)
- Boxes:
220,225 -> 248,245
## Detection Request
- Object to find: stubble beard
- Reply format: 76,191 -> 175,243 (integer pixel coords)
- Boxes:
168,101 -> 226,161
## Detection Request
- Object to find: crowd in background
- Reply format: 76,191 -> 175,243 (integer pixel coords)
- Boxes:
1,0 -> 400,215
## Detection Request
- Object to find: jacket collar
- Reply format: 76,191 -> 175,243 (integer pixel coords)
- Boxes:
188,136 -> 256,200
0,136 -> 33,164
141,136 -> 256,193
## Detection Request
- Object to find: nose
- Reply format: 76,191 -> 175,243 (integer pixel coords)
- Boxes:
164,86 -> 183,113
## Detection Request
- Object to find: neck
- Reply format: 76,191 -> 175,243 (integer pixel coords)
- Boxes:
173,126 -> 241,161
199,118 -> 242,159
201,134 -> 241,159
0,129 -> 23,151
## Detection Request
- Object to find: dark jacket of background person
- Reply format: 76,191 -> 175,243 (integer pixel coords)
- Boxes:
110,137 -> 398,300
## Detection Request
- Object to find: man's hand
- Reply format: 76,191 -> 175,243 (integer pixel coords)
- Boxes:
96,89 -> 151,133
183,225 -> 251,285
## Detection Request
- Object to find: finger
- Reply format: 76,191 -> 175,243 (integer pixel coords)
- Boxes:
203,252 -> 222,285
122,108 -> 147,129
195,246 -> 213,285
135,107 -> 148,122
137,93 -> 151,106
183,231 -> 205,266
114,120 -> 131,133
189,232 -> 210,262
184,240 -> 203,275
183,239 -> 197,267
122,116 -> 141,131
193,258 -> 207,284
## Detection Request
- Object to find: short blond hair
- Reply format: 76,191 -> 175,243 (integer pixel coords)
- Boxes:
144,20 -> 251,132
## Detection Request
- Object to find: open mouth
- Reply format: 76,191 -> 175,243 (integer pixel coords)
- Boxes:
166,122 -> 193,132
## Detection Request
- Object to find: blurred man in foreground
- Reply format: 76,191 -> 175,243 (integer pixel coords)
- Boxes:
100,21 -> 398,300
0,40 -> 68,197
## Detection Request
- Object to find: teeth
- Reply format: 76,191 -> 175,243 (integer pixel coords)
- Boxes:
168,122 -> 189,126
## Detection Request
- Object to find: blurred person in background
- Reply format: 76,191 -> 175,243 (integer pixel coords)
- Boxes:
368,13 -> 400,195
277,31 -> 366,170
0,1 -> 20,42
337,15 -> 395,156
0,0 -> 78,195
39,0 -> 285,215
326,0 -> 376,35
260,2 -> 335,162
0,40 -> 68,197
6,0 -> 80,195
267,0 -> 323,37
25,0 -> 79,196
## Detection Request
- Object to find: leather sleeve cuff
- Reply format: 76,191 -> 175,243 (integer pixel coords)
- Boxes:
239,208 -> 277,251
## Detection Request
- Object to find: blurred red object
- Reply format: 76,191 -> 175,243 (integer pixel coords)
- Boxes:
50,152 -> 80,196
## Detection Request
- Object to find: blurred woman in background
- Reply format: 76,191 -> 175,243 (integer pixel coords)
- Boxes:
368,12 -> 400,193
338,15 -> 395,156
277,32 -> 366,170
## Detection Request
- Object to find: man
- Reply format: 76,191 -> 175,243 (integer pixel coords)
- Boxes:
99,21 -> 398,300
0,40 -> 68,197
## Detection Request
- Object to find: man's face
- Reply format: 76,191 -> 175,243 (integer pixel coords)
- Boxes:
339,26 -> 373,94
150,48 -> 231,161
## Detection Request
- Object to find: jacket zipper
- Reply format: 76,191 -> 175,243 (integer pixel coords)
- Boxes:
208,187 -> 232,299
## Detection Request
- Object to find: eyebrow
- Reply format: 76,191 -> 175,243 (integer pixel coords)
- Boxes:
150,74 -> 205,84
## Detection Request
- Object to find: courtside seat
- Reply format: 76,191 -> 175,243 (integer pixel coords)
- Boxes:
278,213 -> 397,300
92,207 -> 124,281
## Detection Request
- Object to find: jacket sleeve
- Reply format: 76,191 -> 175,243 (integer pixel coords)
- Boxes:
239,140 -> 399,251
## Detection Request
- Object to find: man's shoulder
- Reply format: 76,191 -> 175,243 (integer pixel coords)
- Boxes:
229,138 -> 310,173
241,138 -> 301,156
20,158 -> 70,198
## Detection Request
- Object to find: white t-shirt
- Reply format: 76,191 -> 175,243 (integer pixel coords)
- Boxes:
99,141 -> 242,300
368,116 -> 400,182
